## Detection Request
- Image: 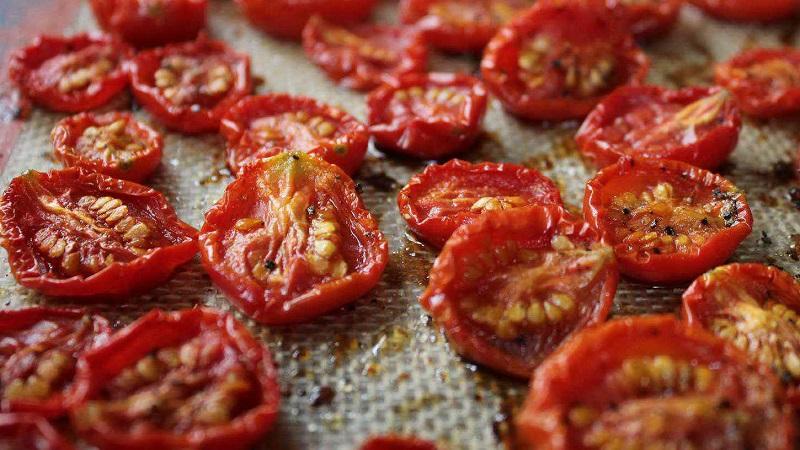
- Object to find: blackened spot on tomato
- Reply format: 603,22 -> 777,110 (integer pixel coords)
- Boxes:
622,207 -> 631,215
653,248 -> 661,255
291,154 -> 300,160
551,59 -> 564,70
265,259 -> 277,271
700,217 -> 710,226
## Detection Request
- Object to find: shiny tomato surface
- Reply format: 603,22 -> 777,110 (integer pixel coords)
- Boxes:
690,0 -> 799,21
89,0 -> 207,48
236,0 -> 378,40
606,0 -> 683,39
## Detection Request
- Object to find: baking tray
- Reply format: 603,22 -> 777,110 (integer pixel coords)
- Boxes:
0,1 -> 799,449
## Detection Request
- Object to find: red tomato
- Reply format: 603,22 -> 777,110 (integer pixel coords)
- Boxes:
516,315 -> 794,450
0,308 -> 110,417
89,0 -> 207,48
480,0 -> 649,121
8,33 -> 132,113
715,48 -> 800,118
199,152 -> 389,324
235,0 -> 378,41
399,0 -> 534,53
220,94 -> 368,175
419,205 -> 618,378
690,0 -> 799,21
359,435 -> 438,450
367,73 -> 488,159
0,168 -> 198,298
0,413 -> 75,450
52,112 -> 163,183
576,86 -> 741,170
605,0 -> 683,39
397,159 -> 563,247
126,35 -> 252,134
584,158 -> 753,284
69,308 -> 279,450
302,16 -> 428,91
682,263 -> 800,405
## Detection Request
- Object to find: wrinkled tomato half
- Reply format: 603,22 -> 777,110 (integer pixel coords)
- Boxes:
360,435 -> 438,450
8,33 -> 132,113
480,0 -> 649,121
220,94 -> 368,175
199,152 -> 389,324
127,35 -> 252,134
576,86 -> 741,170
690,0 -> 799,22
420,205 -> 618,378
0,308 -> 110,418
236,0 -> 378,41
399,0 -> 534,53
682,263 -> 800,405
69,308 -> 279,450
715,48 -> 800,118
605,0 -> 683,39
302,16 -> 428,91
0,413 -> 75,450
367,73 -> 488,159
397,159 -> 563,247
516,315 -> 794,450
584,158 -> 752,284
89,0 -> 207,48
0,168 -> 198,298
52,112 -> 163,183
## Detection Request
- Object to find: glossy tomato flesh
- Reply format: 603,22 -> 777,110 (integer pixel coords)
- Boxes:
690,0 -> 799,22
606,0 -> 683,39
89,0 -> 207,48
236,0 -> 378,40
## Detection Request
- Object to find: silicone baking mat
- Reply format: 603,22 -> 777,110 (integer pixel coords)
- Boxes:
0,1 -> 799,449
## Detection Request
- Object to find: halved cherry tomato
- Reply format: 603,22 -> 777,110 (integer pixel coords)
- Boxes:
69,308 -> 279,450
0,308 -> 110,417
302,16 -> 428,91
576,86 -> 741,170
52,112 -> 163,183
367,73 -> 488,159
359,435 -> 438,450
605,0 -> 683,40
235,0 -> 378,41
690,0 -> 799,22
89,0 -> 207,48
516,315 -> 794,450
420,205 -> 618,378
682,263 -> 800,405
715,48 -> 800,118
127,35 -> 252,134
0,168 -> 198,298
584,158 -> 752,284
199,152 -> 388,324
480,0 -> 649,121
399,0 -> 534,53
0,413 -> 75,450
220,94 -> 368,175
397,159 -> 563,247
8,33 -> 132,113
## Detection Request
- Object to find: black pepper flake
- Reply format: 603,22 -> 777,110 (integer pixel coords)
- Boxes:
355,183 -> 364,194
652,248 -> 662,255
265,260 -> 277,271
551,59 -> 564,70
761,231 -> 773,245
309,385 -> 335,407
700,217 -> 710,226
649,219 -> 658,229
306,205 -> 316,216
664,226 -> 676,236
622,207 -> 631,215
291,154 -> 300,160
712,187 -> 723,199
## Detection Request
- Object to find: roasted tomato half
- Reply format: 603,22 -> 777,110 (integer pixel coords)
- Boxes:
683,263 -> 800,405
576,86 -> 741,170
52,112 -> 163,182
715,48 -> 800,118
605,0 -> 683,39
516,315 -> 794,450
0,308 -> 110,417
8,33 -> 132,113
359,435 -> 438,450
690,0 -> 799,22
220,94 -> 368,175
127,35 -> 252,134
420,205 -> 618,378
480,0 -> 649,121
397,159 -> 563,247
199,152 -> 389,325
0,168 -> 198,298
584,158 -> 752,284
0,413 -> 75,450
302,16 -> 428,92
236,0 -> 378,41
89,0 -> 207,48
399,0 -> 534,53
367,73 -> 488,159
70,308 -> 279,450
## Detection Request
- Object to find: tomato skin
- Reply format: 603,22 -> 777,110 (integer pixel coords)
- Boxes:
584,158 -> 752,284
89,0 -> 207,48
576,85 -> 741,170
606,0 -> 683,40
199,152 -> 389,325
359,435 -> 438,450
69,307 -> 280,450
220,94 -> 368,175
367,73 -> 488,159
302,16 -> 428,92
397,159 -> 563,247
0,413 -> 76,450
480,0 -> 650,121
690,0 -> 799,22
52,112 -> 163,183
0,168 -> 198,298
126,36 -> 252,134
8,33 -> 132,113
235,0 -> 378,41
